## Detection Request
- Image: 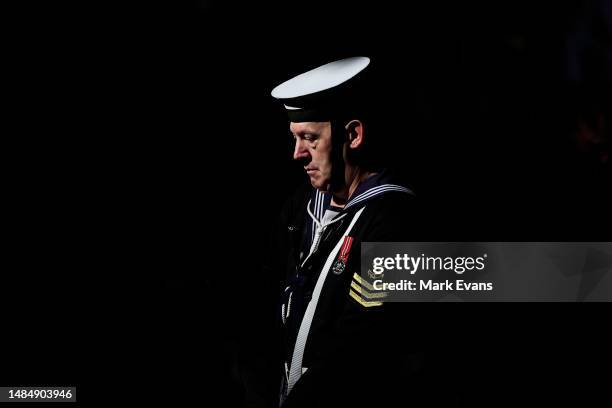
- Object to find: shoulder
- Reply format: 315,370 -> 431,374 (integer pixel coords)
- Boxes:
364,190 -> 417,222
359,191 -> 420,241
370,189 -> 416,209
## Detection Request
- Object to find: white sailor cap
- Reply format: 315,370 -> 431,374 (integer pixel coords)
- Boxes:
271,56 -> 371,122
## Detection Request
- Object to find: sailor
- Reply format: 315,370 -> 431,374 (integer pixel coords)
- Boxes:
268,56 -> 427,407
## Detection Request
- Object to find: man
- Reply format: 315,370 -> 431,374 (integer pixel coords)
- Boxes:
266,57 -> 445,408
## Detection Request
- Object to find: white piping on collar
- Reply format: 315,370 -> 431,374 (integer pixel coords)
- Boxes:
344,184 -> 413,210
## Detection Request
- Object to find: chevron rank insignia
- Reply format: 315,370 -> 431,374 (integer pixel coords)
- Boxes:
349,272 -> 388,308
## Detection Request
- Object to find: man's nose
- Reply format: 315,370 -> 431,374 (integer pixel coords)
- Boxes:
293,139 -> 310,161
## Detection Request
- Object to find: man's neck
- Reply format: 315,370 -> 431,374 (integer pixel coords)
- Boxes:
330,169 -> 375,208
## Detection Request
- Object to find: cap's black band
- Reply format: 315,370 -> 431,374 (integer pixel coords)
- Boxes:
286,107 -> 337,122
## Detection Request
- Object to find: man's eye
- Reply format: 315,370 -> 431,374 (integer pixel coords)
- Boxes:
304,134 -> 316,141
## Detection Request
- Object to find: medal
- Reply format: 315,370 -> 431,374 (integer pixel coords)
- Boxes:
332,236 -> 354,275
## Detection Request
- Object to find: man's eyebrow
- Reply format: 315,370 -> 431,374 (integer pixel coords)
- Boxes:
294,128 -> 319,136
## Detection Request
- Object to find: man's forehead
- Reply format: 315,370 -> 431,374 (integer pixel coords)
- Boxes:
289,121 -> 330,133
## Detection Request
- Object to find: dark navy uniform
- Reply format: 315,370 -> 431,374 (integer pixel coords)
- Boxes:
269,172 -> 450,407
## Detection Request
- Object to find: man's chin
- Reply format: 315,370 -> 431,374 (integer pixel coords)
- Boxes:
309,177 -> 330,192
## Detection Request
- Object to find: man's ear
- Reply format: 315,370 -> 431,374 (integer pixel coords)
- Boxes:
345,120 -> 364,149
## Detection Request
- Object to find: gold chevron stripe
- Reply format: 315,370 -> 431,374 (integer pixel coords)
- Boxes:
350,281 -> 388,299
352,272 -> 376,291
349,289 -> 383,307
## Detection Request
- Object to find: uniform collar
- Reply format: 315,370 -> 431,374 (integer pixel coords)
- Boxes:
342,169 -> 413,211
304,169 -> 413,248
308,169 -> 413,215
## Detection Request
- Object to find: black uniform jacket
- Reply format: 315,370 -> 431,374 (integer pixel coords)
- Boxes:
265,173 -> 457,408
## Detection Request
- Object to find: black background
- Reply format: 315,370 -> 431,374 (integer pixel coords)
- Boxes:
3,0 -> 611,406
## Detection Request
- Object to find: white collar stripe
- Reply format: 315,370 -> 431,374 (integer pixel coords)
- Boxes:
309,197 -> 317,242
346,185 -> 401,206
345,184 -> 411,209
319,191 -> 324,217
351,184 -> 402,202
315,194 -> 320,239
348,186 -> 410,207
351,184 -> 410,202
